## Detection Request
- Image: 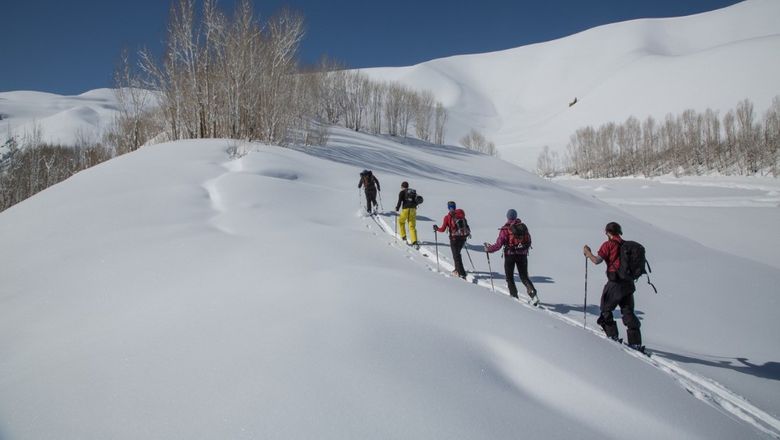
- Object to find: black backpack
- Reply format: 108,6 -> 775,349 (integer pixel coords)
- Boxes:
361,171 -> 375,188
405,189 -> 423,206
617,241 -> 658,293
507,221 -> 531,250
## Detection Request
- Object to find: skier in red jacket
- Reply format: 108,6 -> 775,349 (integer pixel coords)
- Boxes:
484,209 -> 539,306
433,201 -> 470,279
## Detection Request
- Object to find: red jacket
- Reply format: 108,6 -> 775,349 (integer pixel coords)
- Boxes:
435,209 -> 467,239
598,236 -> 624,273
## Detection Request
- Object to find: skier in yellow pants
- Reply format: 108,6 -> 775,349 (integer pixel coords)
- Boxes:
395,181 -> 419,248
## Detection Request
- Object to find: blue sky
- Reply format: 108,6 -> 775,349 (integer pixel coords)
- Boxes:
1,0 -> 741,95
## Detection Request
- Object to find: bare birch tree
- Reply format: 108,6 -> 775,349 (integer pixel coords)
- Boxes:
434,102 -> 447,145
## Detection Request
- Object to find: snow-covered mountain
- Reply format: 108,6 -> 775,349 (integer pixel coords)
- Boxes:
3,1 -> 778,171
364,0 -> 780,168
0,89 -> 119,146
1,127 -> 779,438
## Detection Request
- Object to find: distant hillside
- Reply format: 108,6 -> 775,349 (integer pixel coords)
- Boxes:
0,89 -> 119,146
364,0 -> 780,169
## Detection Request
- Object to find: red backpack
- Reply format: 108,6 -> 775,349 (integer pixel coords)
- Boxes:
507,221 -> 531,250
450,209 -> 471,238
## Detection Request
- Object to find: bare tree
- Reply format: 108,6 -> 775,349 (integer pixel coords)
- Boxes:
640,116 -> 658,176
563,96 -> 779,177
460,128 -> 496,155
384,83 -> 404,136
536,145 -> 560,177
434,102 -> 447,145
414,91 -> 435,142
735,99 -> 761,174
764,97 -> 780,176
112,50 -> 159,153
367,81 -> 386,135
343,70 -> 370,132
702,109 -> 720,171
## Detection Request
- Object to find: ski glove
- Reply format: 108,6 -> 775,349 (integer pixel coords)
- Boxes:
433,225 -> 438,231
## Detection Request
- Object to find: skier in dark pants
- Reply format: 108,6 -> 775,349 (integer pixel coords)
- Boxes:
484,209 -> 539,306
583,221 -> 643,351
433,201 -> 469,279
358,170 -> 380,214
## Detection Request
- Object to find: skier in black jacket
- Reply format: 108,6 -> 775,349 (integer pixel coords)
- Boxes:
358,170 -> 381,214
395,181 -> 419,247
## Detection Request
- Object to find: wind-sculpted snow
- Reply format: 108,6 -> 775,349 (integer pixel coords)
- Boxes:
1,130 -> 777,438
256,168 -> 300,181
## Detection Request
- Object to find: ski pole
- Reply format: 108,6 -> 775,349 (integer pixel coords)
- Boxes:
584,256 -> 588,329
434,230 -> 440,272
486,249 -> 496,293
464,241 -> 476,271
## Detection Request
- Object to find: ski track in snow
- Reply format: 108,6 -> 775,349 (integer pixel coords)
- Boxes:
362,211 -> 780,439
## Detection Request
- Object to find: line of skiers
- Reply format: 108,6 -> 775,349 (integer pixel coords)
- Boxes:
359,169 -> 648,352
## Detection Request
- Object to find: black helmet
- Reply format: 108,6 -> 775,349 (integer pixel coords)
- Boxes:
605,222 -> 623,236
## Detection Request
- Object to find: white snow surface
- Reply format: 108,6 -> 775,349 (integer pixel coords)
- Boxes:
0,88 -> 120,146
1,127 -> 779,439
554,174 -> 780,270
362,0 -> 780,169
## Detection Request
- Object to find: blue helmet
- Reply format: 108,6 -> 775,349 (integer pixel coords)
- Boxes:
506,209 -> 517,220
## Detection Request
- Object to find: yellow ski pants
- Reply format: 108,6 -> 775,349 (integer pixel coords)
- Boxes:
398,207 -> 418,244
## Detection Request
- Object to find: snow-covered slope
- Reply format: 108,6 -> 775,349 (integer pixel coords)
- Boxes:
1,128 -> 778,438
364,0 -> 780,169
0,88 -> 120,146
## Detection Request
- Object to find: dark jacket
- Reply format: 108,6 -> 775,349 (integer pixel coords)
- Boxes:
358,173 -> 380,192
395,189 -> 417,210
